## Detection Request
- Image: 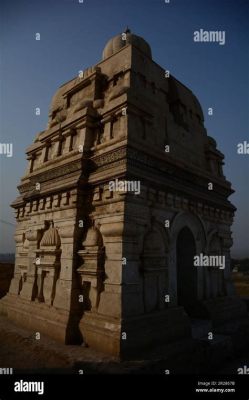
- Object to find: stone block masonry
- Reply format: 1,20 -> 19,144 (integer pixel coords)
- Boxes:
0,30 -> 247,358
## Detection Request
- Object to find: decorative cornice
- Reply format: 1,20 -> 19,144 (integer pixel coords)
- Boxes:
126,146 -> 234,207
92,147 -> 126,168
18,159 -> 82,194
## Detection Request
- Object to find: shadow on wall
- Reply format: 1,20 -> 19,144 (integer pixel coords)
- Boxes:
0,263 -> 14,298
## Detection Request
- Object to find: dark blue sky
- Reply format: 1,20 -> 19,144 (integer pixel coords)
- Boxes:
0,0 -> 248,256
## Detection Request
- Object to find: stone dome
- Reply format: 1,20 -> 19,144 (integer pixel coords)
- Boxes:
102,29 -> 152,60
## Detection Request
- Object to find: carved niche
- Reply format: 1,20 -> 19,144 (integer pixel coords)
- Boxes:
17,232 -> 29,294
34,221 -> 61,305
77,224 -> 105,311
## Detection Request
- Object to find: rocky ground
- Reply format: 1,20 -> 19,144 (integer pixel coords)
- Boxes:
0,315 -> 249,375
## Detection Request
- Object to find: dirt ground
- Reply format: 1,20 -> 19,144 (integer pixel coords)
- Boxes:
0,315 -> 249,375
0,315 -> 156,374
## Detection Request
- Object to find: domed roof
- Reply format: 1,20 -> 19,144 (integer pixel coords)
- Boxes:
40,224 -> 61,248
102,29 -> 152,60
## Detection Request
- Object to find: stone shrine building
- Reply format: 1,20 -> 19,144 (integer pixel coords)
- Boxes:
0,30 -> 247,357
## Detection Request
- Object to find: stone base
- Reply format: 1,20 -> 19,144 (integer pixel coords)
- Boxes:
202,296 -> 247,326
120,307 -> 192,359
0,294 -> 82,344
79,312 -> 121,356
80,306 -> 191,358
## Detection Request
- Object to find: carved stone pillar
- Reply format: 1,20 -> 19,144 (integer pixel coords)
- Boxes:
9,231 -> 26,295
19,228 -> 39,301
52,224 -> 74,311
77,226 -> 105,311
79,220 -> 124,355
121,220 -> 144,316
97,220 -> 124,317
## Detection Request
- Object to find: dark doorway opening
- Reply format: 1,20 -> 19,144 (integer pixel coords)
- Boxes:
176,227 -> 198,316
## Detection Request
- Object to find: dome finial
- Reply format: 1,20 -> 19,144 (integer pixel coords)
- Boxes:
102,31 -> 152,60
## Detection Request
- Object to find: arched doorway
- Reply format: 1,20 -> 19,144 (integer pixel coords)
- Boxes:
176,227 -> 197,316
